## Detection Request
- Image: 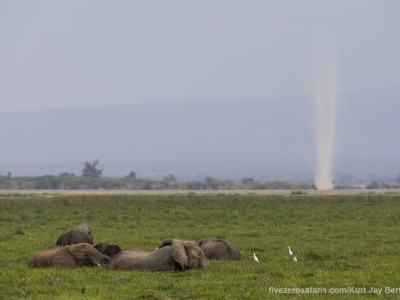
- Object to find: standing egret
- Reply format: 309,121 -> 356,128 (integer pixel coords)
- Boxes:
253,253 -> 259,263
288,246 -> 293,256
293,256 -> 297,263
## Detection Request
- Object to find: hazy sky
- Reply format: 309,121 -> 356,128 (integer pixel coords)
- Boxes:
1,0 -> 399,112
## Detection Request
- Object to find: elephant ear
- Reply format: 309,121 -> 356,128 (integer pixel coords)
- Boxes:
52,245 -> 77,267
95,242 -> 108,253
227,243 -> 241,260
83,224 -> 93,235
87,233 -> 94,244
159,238 -> 175,248
56,231 -> 71,246
185,241 -> 208,268
171,240 -> 188,270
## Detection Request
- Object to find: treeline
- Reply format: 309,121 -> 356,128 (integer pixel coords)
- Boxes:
0,173 -> 314,190
1,160 -> 399,190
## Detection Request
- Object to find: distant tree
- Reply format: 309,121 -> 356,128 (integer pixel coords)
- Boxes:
81,160 -> 103,178
366,182 -> 382,189
33,175 -> 62,189
125,171 -> 137,179
163,174 -> 180,189
204,177 -> 219,189
163,174 -> 177,183
242,178 -> 257,189
366,182 -> 390,189
59,172 -> 76,178
186,181 -> 207,190
397,173 -> 400,185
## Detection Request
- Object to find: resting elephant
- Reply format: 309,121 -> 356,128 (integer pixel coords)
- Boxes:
29,243 -> 111,268
198,237 -> 241,260
107,239 -> 208,271
56,224 -> 93,246
28,246 -> 59,267
95,242 -> 121,258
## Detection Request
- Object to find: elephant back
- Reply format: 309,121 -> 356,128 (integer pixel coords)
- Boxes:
56,224 -> 94,246
199,237 -> 241,260
29,247 -> 60,267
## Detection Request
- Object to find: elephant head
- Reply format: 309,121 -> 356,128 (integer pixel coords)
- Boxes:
198,237 -> 241,260
94,242 -> 122,258
29,243 -> 111,268
107,239 -> 208,271
56,224 -> 93,246
170,239 -> 208,270
52,243 -> 111,267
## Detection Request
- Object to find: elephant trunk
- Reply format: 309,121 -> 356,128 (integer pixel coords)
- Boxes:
99,255 -> 112,267
80,253 -> 111,267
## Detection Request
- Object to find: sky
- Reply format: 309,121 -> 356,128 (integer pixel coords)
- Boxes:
1,0 -> 400,112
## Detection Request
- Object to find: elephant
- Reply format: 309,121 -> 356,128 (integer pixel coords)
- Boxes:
56,224 -> 93,246
94,242 -> 121,258
29,243 -> 111,268
28,246 -> 60,267
107,239 -> 208,271
198,237 -> 241,260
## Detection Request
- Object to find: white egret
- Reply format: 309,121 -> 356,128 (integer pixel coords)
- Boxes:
293,256 -> 297,263
253,253 -> 259,263
288,246 -> 293,256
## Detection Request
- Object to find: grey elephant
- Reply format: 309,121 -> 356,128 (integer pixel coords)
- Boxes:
29,243 -> 111,268
56,224 -> 93,246
198,237 -> 241,260
95,242 -> 121,258
107,239 -> 208,271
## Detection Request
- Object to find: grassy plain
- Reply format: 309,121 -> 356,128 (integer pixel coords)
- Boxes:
1,191 -> 400,299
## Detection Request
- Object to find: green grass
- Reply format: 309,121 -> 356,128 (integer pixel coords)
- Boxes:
1,193 -> 400,299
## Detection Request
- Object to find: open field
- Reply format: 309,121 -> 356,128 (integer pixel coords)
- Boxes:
1,188 -> 399,196
1,192 -> 400,299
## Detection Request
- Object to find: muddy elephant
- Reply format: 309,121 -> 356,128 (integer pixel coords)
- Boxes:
29,243 -> 111,268
94,242 -> 121,258
107,239 -> 208,271
198,237 -> 241,260
56,224 -> 93,246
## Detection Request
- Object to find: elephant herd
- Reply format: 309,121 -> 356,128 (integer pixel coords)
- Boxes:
29,224 -> 241,271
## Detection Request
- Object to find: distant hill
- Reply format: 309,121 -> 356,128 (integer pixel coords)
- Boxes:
1,87 -> 399,183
